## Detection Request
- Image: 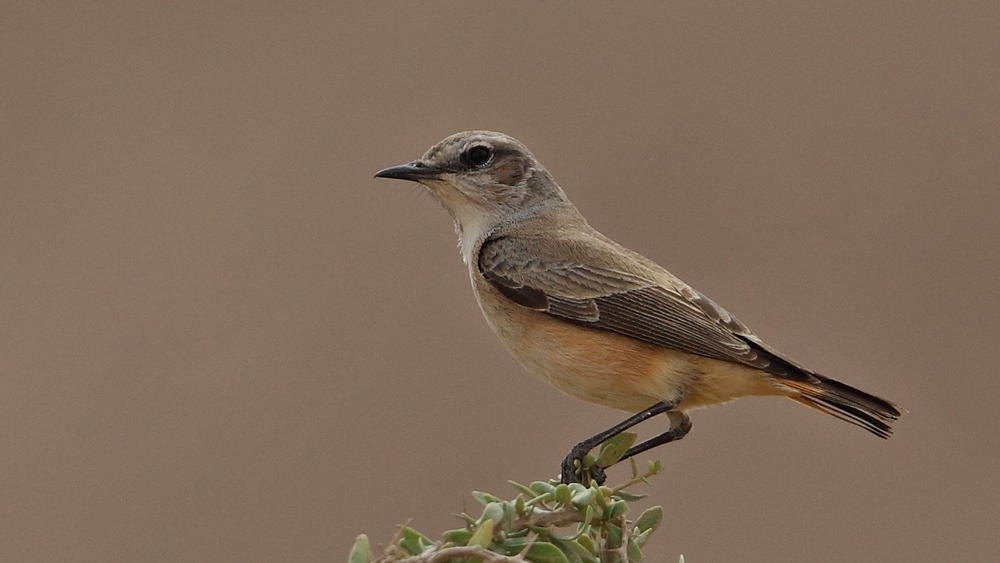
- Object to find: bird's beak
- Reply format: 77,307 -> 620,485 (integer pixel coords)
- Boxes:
374,161 -> 443,181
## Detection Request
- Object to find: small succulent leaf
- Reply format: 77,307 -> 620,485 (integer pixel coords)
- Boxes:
611,500 -> 630,520
576,533 -> 598,557
496,535 -> 530,555
596,433 -> 638,467
570,487 -> 597,509
557,538 -> 599,563
577,505 -> 594,533
442,528 -> 473,545
472,491 -> 501,507
634,506 -> 663,534
605,523 -> 623,549
509,480 -> 537,497
613,490 -> 647,502
525,541 -> 571,563
633,528 -> 652,548
530,481 -> 556,495
398,527 -> 432,555
626,537 -> 643,563
554,484 -> 573,504
347,534 -> 370,563
467,519 -> 494,548
479,502 -> 505,526
502,501 -> 519,525
594,488 -> 610,510
550,538 -> 585,563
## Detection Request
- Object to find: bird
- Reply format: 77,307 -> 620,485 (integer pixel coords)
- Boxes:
375,131 -> 901,484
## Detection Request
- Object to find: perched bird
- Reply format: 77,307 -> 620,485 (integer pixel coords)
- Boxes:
375,131 -> 900,484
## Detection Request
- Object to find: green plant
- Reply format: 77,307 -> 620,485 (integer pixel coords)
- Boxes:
347,433 -> 683,563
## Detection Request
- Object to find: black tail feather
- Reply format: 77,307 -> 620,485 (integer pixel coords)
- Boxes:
784,375 -> 901,438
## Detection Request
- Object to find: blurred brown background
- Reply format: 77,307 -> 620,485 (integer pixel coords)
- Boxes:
2,2 -> 998,562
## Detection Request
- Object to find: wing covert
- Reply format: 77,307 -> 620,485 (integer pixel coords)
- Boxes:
478,235 -> 814,379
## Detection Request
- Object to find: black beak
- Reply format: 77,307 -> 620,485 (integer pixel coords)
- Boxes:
374,161 -> 443,181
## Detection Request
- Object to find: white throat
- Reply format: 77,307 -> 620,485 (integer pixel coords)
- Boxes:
456,212 -> 493,265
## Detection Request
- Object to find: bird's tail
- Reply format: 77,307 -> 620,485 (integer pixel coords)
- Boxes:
781,375 -> 901,438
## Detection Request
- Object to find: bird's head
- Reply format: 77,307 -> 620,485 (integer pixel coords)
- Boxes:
375,131 -> 571,254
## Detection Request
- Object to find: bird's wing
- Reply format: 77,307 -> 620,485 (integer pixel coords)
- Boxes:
478,234 -> 814,380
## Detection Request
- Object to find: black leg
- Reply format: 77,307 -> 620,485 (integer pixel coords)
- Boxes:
560,401 -> 675,485
618,411 -> 692,462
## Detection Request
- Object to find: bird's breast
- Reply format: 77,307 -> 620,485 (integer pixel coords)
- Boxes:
468,268 -> 704,412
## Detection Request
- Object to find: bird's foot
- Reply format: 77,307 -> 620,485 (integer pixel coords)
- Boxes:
560,449 -> 607,485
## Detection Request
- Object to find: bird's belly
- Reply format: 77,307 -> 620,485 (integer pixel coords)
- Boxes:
474,283 -> 691,411
473,275 -> 780,413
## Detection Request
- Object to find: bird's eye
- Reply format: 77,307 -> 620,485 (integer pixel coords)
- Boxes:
464,145 -> 492,167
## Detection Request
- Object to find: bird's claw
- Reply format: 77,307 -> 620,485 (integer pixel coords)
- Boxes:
560,451 -> 607,485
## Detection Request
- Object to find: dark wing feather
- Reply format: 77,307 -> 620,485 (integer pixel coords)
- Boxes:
478,235 -> 815,381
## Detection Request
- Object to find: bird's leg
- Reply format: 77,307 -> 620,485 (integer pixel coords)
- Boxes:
618,411 -> 692,461
560,401 -> 675,485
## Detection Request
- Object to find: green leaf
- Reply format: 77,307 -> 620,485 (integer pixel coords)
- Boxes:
571,487 -> 597,509
596,432 -> 637,467
613,490 -> 647,502
530,481 -> 556,495
467,519 -> 494,548
602,499 -> 628,521
347,534 -> 370,563
398,527 -> 432,556
593,487 -> 610,509
509,480 -> 537,497
647,460 -> 662,474
500,534 -> 530,551
573,504 -> 594,538
634,506 -> 663,534
576,533 -> 598,557
550,538 -> 585,563
626,537 -> 643,563
525,541 -> 571,563
606,500 -> 628,520
442,528 -> 472,545
605,523 -> 623,549
479,502 -> 505,526
633,528 -> 652,548
472,491 -> 501,507
556,538 -> 599,563
501,500 -> 518,526
554,484 -> 573,504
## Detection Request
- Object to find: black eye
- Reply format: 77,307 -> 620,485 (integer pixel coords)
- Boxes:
465,145 -> 492,167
